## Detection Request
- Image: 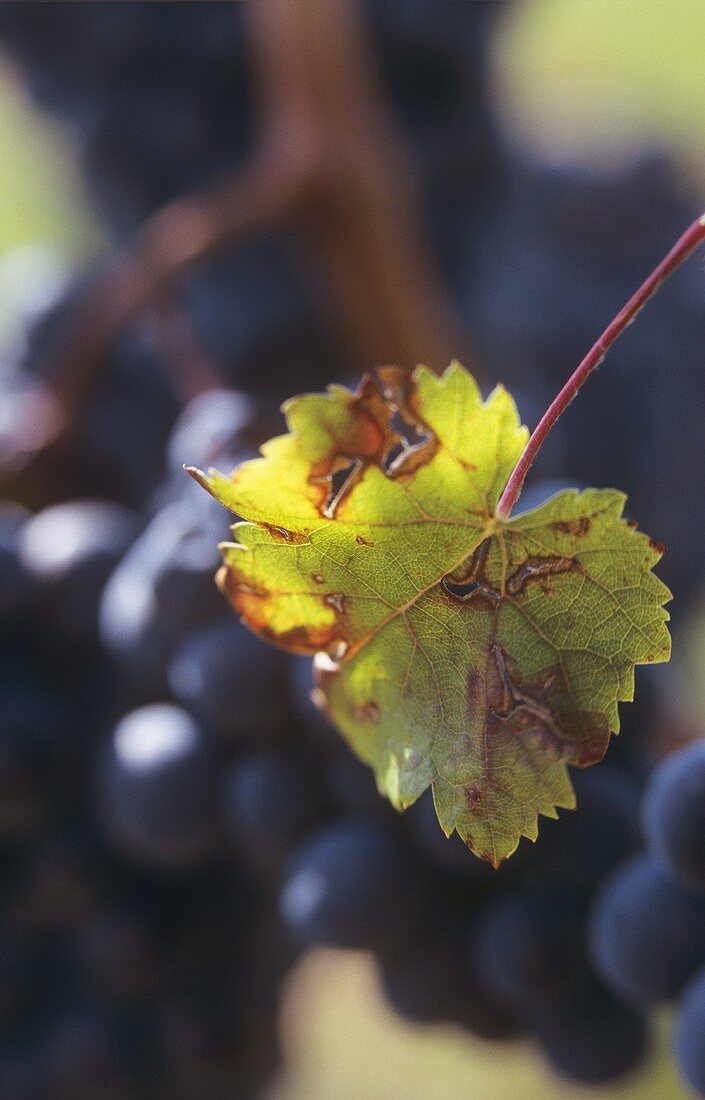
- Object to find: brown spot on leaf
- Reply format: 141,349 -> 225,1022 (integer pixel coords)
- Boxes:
555,516 -> 590,537
217,565 -> 348,656
376,365 -> 437,475
314,374 -> 399,472
303,371 -> 441,515
649,538 -> 667,555
313,458 -> 363,520
465,784 -> 483,806
442,580 -> 498,612
490,645 -> 515,717
303,375 -> 404,518
355,534 -> 375,547
442,539 -> 501,609
466,669 -> 482,711
348,374 -> 400,457
262,522 -> 308,544
450,539 -> 491,586
312,573 -> 325,584
384,434 -> 437,478
506,555 -> 576,596
467,641 -> 610,772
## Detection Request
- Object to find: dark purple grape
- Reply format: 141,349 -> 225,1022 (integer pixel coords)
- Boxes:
99,501 -> 226,693
454,926 -> 527,1041
535,764 -> 641,893
536,981 -> 650,1085
379,920 -> 522,1039
642,741 -> 705,892
471,887 -> 590,1014
675,965 -> 705,1097
589,854 -> 705,1004
379,932 -> 468,1025
18,500 -> 138,640
169,620 -> 290,744
95,704 -> 221,869
166,387 -> 257,476
280,819 -> 421,952
222,752 -> 322,868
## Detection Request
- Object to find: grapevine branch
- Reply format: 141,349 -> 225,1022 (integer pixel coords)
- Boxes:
497,212 -> 705,520
3,0 -> 464,485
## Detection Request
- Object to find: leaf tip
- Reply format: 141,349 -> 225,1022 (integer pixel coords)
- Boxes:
184,464 -> 211,489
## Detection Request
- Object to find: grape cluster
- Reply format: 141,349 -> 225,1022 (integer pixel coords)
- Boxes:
0,385 -> 670,1094
0,2 -> 704,1097
0,485 -> 290,1094
590,741 -> 705,1096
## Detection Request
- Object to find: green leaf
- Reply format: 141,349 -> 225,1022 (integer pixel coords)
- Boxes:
190,362 -> 671,865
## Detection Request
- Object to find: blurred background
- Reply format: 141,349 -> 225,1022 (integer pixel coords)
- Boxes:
1,2 -> 705,1097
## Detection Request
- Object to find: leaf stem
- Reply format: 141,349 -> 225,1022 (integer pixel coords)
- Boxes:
496,212 -> 705,520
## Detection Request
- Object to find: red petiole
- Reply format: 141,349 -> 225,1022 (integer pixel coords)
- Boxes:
497,211 -> 705,520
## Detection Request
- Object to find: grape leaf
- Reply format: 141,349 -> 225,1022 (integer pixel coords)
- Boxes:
189,362 -> 671,864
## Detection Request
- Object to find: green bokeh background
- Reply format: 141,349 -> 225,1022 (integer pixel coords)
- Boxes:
2,2 -> 703,1096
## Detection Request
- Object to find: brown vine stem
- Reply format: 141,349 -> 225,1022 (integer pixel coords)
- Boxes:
248,0 -> 462,372
4,0 -> 463,486
43,159 -> 300,419
496,212 -> 705,521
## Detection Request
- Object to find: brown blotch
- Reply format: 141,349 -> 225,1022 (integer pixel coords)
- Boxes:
466,669 -> 482,710
384,435 -> 437,478
305,374 -> 403,518
442,539 -> 501,610
465,784 -> 483,806
306,478 -> 331,516
555,516 -> 590,537
376,365 -> 438,475
218,567 -> 348,656
305,370 -> 440,515
376,365 -> 420,417
355,534 -> 375,547
310,375 -> 399,477
346,374 -> 401,462
312,458 -> 362,520
490,644 -> 515,717
262,522 -> 308,544
648,538 -> 667,555
467,643 -> 610,771
263,622 -> 345,655
450,539 -> 492,586
312,573 -> 325,584
506,554 -> 576,596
